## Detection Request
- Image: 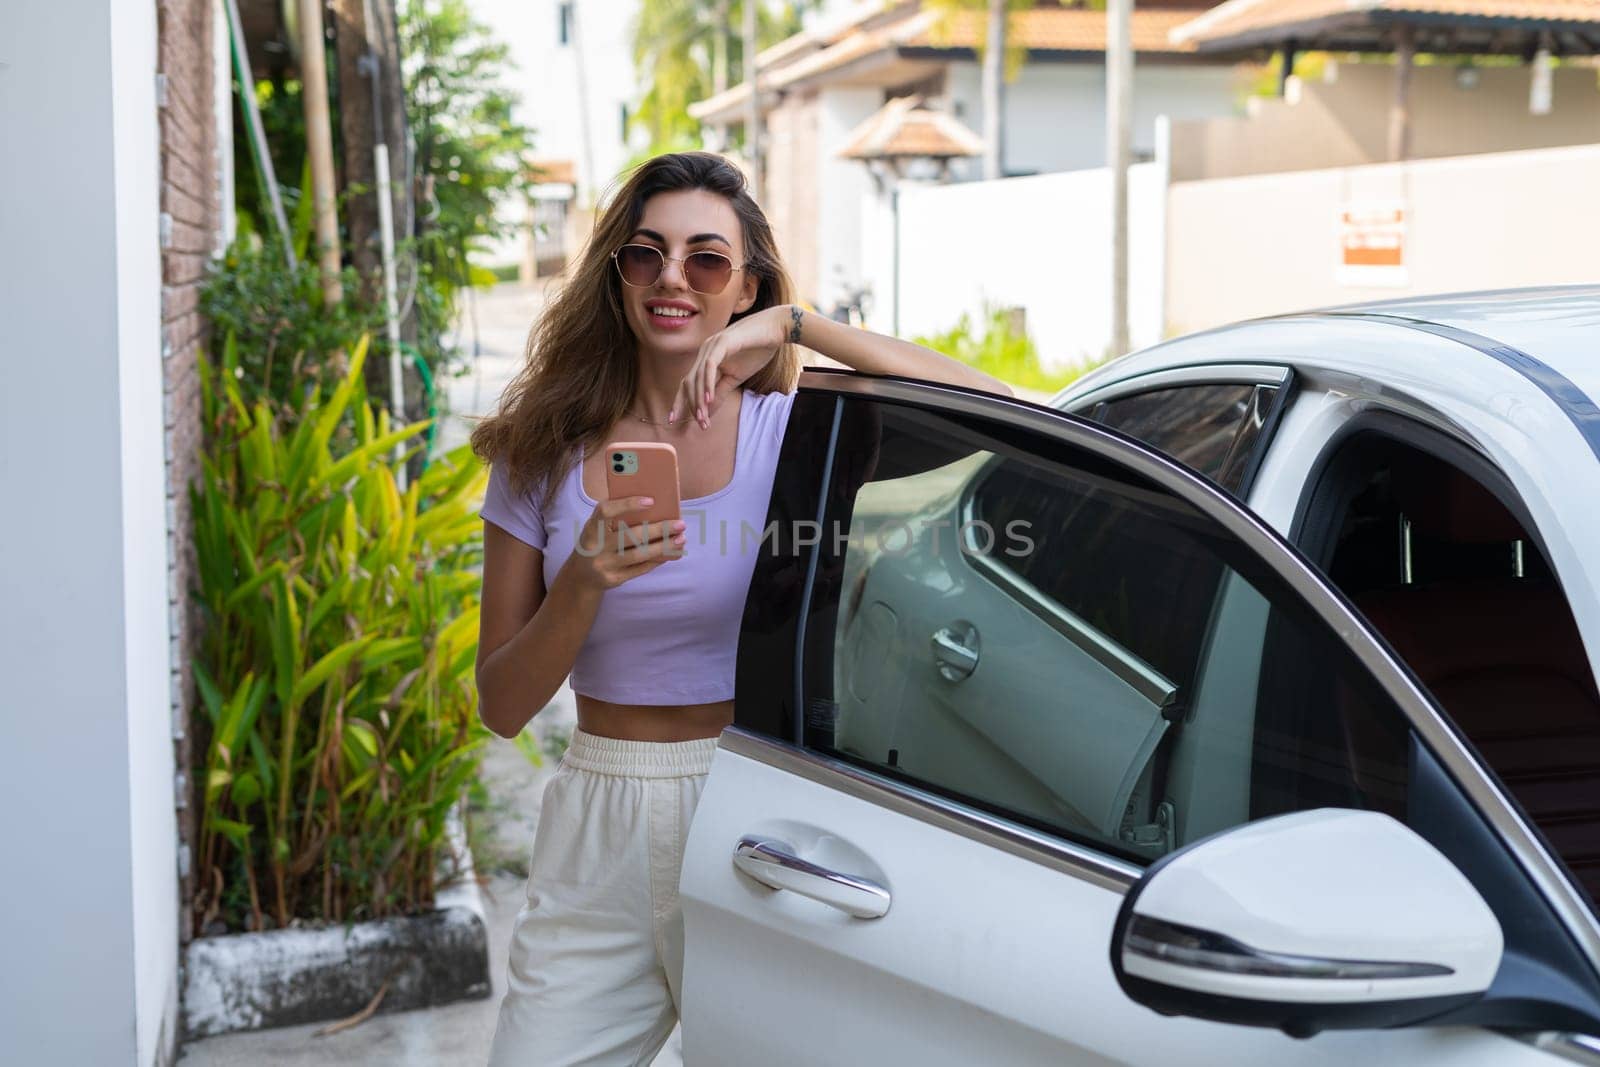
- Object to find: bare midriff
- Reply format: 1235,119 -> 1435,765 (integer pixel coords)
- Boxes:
575,693 -> 734,742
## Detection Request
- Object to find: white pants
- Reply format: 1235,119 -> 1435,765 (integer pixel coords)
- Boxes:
488,728 -> 716,1066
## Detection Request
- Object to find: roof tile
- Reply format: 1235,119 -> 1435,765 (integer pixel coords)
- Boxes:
1175,0 -> 1600,47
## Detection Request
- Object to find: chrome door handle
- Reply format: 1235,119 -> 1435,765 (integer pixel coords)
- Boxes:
732,836 -> 891,919
930,622 -> 980,682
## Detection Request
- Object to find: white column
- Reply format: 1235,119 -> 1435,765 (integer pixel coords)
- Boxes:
215,0 -> 237,249
0,1 -> 178,1064
1106,0 -> 1134,356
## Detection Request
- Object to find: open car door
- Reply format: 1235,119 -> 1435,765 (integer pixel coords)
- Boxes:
678,372 -> 1600,1066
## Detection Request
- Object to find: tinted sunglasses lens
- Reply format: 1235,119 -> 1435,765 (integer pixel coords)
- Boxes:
685,252 -> 733,294
616,245 -> 662,286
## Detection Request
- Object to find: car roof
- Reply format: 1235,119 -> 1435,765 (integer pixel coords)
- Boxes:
1063,286 -> 1600,423
1316,285 -> 1600,383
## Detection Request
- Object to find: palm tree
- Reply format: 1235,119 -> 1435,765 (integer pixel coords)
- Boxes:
713,0 -> 731,96
631,0 -> 710,154
630,0 -> 803,159
982,0 -> 1005,179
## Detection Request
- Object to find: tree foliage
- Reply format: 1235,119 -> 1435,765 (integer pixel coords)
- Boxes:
630,0 -> 807,157
218,1 -> 535,427
401,0 -> 537,293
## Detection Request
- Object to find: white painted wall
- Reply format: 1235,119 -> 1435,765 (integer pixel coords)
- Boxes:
477,0 -> 642,205
816,87 -> 883,313
0,1 -> 178,1064
1166,142 -> 1600,336
881,162 -> 1167,368
943,61 -> 1239,177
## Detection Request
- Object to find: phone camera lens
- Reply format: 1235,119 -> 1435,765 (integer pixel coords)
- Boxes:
612,453 -> 624,462
612,464 -> 625,473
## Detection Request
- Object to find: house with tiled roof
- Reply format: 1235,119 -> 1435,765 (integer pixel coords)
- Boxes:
1164,0 -> 1600,175
690,0 -> 1243,314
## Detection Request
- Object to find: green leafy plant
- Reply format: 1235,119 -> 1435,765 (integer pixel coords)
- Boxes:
914,304 -> 1096,393
200,231 -> 374,419
220,3 -> 531,434
191,332 -> 489,932
402,0 -> 536,294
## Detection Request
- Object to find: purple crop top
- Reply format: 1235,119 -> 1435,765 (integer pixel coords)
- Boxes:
479,388 -> 796,705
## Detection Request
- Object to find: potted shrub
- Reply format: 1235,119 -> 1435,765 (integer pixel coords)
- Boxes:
182,334 -> 492,1036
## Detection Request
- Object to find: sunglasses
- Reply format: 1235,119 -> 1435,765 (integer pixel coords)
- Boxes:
611,243 -> 746,296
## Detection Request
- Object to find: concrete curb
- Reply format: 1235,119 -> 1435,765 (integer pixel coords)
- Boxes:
180,805 -> 491,1040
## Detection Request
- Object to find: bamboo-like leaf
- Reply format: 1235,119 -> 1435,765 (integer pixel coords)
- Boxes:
308,335 -> 371,462
313,420 -> 432,494
291,158 -> 315,262
304,580 -> 349,636
234,679 -> 269,762
225,508 -> 261,584
339,767 -> 377,801
435,607 -> 479,656
248,733 -> 274,795
194,661 -> 225,726
231,770 -> 263,810
222,561 -> 289,612
247,401 -> 277,482
194,324 -> 488,928
357,394 -> 376,444
444,641 -> 478,685
269,572 -> 299,712
339,497 -> 359,573
214,819 -> 253,850
291,636 -> 375,709
395,480 -> 420,560
365,637 -> 423,671
345,719 -> 380,758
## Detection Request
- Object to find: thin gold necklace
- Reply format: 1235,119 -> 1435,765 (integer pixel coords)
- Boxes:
631,403 -> 697,426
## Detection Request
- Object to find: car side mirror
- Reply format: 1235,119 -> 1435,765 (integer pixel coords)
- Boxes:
1110,809 -> 1503,1038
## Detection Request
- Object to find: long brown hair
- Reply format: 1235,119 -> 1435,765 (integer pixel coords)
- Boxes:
470,151 -> 801,504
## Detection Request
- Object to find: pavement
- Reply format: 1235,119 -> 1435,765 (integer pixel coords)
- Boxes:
179,283 -> 685,1066
436,282 -> 547,456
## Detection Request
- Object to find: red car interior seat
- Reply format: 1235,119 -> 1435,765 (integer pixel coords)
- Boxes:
1351,459 -> 1600,904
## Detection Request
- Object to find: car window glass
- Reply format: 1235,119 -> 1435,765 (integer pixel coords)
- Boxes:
1088,384 -> 1275,496
738,393 -> 1412,867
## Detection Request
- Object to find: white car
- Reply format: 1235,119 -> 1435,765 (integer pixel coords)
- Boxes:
678,287 -> 1600,1065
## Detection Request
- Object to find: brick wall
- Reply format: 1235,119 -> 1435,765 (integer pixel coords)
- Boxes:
157,0 -> 219,944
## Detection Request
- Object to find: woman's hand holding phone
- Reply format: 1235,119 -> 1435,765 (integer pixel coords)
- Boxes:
562,496 -> 687,593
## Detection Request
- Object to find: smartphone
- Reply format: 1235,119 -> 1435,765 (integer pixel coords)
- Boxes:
604,441 -> 682,527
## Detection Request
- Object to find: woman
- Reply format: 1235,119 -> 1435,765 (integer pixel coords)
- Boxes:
472,151 -> 1010,1065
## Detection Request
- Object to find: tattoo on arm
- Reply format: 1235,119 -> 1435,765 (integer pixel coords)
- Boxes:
787,305 -> 804,345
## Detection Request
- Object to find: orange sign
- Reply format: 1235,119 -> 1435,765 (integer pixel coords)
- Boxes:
1338,202 -> 1408,287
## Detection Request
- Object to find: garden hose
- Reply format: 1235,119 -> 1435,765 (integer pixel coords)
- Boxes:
399,341 -> 440,469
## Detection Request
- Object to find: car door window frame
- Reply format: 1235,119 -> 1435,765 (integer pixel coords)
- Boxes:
738,370 -> 1600,971
1068,363 -> 1297,501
